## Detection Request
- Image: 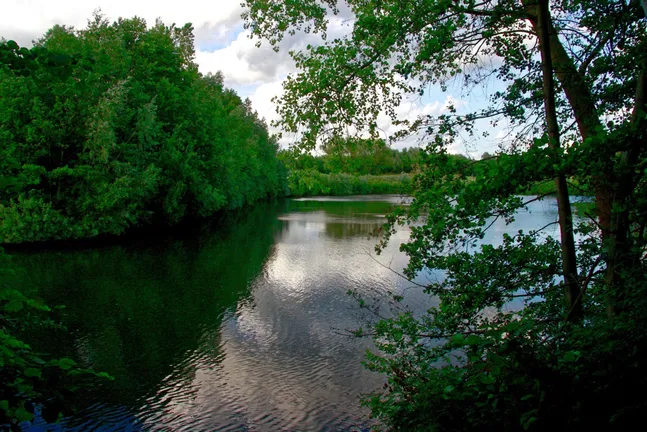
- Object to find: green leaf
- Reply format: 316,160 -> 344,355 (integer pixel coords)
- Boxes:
563,351 -> 580,363
97,371 -> 114,380
24,367 -> 42,378
465,335 -> 481,345
14,407 -> 33,423
5,299 -> 24,312
58,358 -> 77,370
26,298 -> 51,312
450,334 -> 465,345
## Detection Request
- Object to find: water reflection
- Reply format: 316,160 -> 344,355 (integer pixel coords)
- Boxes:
10,195 -> 567,431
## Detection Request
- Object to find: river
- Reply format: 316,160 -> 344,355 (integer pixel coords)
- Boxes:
10,195 -> 569,431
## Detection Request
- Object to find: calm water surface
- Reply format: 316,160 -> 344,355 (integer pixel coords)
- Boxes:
11,195 -> 567,431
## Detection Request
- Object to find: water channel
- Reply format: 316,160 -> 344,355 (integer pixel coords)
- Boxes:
11,195 -> 567,431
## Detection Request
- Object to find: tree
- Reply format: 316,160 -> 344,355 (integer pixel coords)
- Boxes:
243,0 -> 647,429
321,137 -> 395,174
1,14 -> 286,244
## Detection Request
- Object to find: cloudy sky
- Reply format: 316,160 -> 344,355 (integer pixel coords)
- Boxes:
1,0 -> 504,156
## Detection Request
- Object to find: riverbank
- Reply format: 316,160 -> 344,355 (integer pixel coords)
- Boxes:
286,170 -> 413,197
1,198 -> 284,251
285,170 -> 592,200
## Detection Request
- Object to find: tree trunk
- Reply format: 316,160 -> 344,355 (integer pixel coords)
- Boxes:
536,0 -> 581,320
524,1 -> 612,237
604,52 -> 647,315
525,0 -> 647,317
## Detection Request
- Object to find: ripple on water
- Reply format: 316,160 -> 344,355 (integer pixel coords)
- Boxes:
23,197 -> 438,431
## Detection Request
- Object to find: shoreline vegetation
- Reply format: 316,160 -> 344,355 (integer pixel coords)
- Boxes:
0,17 -> 285,246
285,170 -> 413,197
283,170 -> 590,199
279,145 -> 593,199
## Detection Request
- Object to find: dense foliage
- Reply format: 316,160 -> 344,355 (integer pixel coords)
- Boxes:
317,138 -> 425,175
0,15 -> 285,244
285,170 -> 412,196
244,0 -> 647,430
278,140 -> 421,195
279,138 -> 472,196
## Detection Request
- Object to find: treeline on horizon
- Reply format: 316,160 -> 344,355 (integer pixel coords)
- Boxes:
281,137 -> 430,175
279,139 -> 560,197
0,14 -> 286,244
280,137 -> 471,196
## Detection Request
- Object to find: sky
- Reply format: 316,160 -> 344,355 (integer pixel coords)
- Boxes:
1,0 -> 505,157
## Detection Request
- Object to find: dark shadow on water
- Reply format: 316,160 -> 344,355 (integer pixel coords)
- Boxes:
9,202 -> 286,429
7,196 -> 415,431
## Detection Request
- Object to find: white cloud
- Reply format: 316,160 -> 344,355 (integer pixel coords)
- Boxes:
1,0 -> 244,45
376,95 -> 466,148
248,79 -> 284,127
196,30 -> 298,87
195,10 -> 353,87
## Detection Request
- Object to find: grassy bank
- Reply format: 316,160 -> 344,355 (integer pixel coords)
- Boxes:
286,170 -> 413,197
